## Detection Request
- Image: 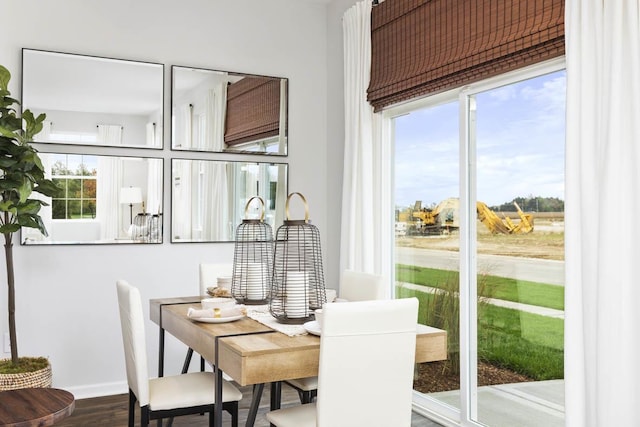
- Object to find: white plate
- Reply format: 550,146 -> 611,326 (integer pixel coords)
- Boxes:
304,320 -> 321,336
192,314 -> 245,324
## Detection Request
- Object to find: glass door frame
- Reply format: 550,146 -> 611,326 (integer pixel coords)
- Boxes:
385,57 -> 566,427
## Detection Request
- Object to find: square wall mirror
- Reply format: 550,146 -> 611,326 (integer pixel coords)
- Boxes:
22,153 -> 163,245
22,49 -> 164,149
171,66 -> 287,155
171,159 -> 288,242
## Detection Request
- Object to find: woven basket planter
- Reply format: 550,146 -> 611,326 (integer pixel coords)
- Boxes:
0,360 -> 52,391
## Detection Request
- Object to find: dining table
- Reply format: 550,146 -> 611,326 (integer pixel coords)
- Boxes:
150,296 -> 447,427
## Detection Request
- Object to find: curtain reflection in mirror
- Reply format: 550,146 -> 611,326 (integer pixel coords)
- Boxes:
146,122 -> 162,148
97,156 -> 122,240
172,160 -> 287,242
97,124 -> 122,145
173,78 -> 227,151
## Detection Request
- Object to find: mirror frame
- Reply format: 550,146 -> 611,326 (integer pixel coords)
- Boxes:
21,152 -> 164,246
171,65 -> 288,156
171,158 -> 289,243
21,48 -> 165,150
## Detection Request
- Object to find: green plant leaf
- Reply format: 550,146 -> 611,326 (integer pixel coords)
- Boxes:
0,199 -> 17,214
33,179 -> 61,197
17,178 -> 33,203
0,66 -> 9,92
16,199 -> 42,215
0,223 -> 20,234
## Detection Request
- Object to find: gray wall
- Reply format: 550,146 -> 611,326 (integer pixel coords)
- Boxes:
0,0 -> 342,398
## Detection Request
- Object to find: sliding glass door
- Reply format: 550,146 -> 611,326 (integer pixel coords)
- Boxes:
392,60 -> 565,426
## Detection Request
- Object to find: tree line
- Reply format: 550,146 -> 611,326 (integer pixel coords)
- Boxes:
490,196 -> 564,212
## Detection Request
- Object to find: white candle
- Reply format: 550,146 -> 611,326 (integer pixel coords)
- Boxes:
246,262 -> 266,300
285,271 -> 309,318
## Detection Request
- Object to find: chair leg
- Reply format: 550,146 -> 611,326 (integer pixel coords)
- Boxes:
128,389 -> 136,427
208,406 -> 215,427
141,405 -> 150,427
200,355 -> 205,372
301,390 -> 314,404
182,347 -> 194,374
229,401 -> 239,427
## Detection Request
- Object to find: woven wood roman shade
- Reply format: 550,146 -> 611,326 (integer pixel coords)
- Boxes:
367,0 -> 565,112
225,76 -> 282,146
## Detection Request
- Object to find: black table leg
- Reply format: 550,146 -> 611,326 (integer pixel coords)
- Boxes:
245,383 -> 265,427
269,381 -> 282,410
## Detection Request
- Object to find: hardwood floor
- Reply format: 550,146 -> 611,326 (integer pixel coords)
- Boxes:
56,383 -> 443,426
55,383 -> 295,427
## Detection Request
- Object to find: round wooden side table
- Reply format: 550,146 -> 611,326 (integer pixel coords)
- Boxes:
0,388 -> 75,427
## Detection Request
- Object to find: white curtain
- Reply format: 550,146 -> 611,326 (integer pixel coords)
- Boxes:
565,2 -> 640,426
146,159 -> 162,215
172,160 -> 192,240
201,161 -> 229,241
340,0 -> 391,291
97,157 -> 122,240
97,124 -> 122,145
174,104 -> 192,149
96,125 -> 124,240
146,122 -> 161,148
205,84 -> 227,151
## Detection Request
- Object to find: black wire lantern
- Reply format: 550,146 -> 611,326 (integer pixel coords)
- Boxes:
231,197 -> 274,305
270,193 -> 326,324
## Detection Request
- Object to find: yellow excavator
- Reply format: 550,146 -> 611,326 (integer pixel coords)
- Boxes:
398,199 -> 533,235
476,201 -> 533,234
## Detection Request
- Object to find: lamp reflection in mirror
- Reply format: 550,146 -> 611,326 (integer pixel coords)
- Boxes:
22,153 -> 163,245
120,187 -> 142,224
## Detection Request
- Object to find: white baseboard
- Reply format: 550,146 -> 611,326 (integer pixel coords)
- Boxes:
59,380 -> 128,400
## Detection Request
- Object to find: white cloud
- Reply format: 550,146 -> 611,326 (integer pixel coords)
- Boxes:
395,71 -> 566,208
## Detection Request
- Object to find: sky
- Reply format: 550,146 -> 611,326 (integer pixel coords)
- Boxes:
394,70 -> 566,209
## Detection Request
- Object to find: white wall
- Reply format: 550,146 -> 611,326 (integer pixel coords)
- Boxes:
0,0 -> 330,398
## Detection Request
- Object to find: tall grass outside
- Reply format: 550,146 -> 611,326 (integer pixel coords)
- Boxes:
396,265 -> 564,381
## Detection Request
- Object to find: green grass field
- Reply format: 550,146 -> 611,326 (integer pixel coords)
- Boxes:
396,264 -> 564,310
396,265 -> 564,380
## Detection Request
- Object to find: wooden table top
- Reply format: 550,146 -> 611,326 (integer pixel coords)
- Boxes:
218,322 -> 447,385
151,297 -> 448,387
0,388 -> 75,427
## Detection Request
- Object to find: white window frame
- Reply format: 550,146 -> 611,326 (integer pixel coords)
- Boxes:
51,154 -> 98,222
384,57 -> 566,427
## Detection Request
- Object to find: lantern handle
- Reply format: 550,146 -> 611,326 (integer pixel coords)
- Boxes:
244,196 -> 265,221
285,192 -> 310,223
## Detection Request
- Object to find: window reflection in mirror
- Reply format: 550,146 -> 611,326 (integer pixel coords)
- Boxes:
22,49 -> 164,149
171,66 -> 287,155
22,153 -> 163,245
171,159 -> 288,242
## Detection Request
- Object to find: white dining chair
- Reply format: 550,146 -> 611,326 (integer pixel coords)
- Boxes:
180,263 -> 235,374
339,269 -> 386,301
116,280 -> 242,427
284,269 -> 386,402
266,298 -> 419,427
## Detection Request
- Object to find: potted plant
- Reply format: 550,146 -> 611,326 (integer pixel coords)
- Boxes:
0,64 -> 60,389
